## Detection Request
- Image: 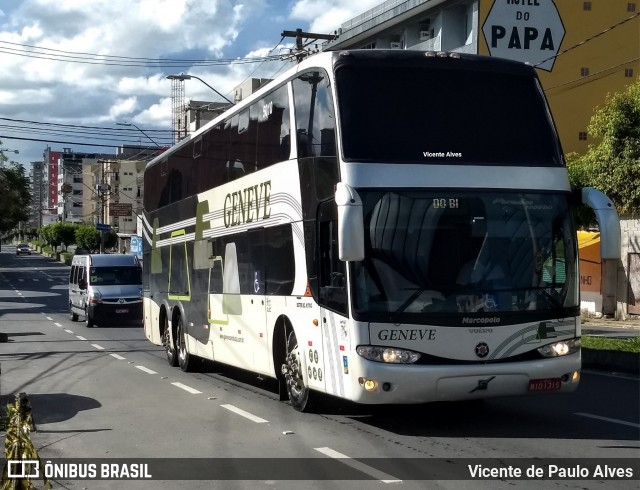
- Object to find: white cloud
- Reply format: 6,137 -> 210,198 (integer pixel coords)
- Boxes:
0,0 -> 382,164
290,0 -> 382,33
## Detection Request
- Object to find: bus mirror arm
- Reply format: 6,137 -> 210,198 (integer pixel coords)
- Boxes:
335,182 -> 365,262
581,187 -> 621,260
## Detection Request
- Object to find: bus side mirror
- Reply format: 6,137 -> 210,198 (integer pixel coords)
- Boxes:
335,182 -> 364,262
581,187 -> 621,260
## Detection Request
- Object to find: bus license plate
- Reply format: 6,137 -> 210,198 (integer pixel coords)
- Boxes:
528,378 -> 561,392
116,308 -> 129,314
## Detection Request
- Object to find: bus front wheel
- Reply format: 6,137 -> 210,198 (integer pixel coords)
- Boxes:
282,329 -> 316,412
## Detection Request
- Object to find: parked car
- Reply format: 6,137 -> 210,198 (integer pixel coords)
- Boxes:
16,244 -> 31,255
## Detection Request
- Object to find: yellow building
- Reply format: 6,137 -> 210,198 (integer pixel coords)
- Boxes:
478,0 -> 639,155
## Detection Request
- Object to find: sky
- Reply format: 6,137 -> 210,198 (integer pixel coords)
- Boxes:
0,0 -> 382,167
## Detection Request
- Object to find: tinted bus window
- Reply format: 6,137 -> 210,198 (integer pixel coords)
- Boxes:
336,62 -> 563,166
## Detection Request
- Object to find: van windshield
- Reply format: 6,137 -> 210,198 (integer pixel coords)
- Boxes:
89,267 -> 142,286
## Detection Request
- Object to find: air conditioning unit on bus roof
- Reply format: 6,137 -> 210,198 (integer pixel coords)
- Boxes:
390,42 -> 402,49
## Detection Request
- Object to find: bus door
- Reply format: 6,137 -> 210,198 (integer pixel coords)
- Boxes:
247,228 -> 269,374
317,202 -> 350,399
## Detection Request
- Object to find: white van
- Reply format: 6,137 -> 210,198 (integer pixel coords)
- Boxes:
69,254 -> 143,327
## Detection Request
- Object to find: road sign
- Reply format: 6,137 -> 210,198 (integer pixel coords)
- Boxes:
96,223 -> 111,232
109,203 -> 133,217
482,0 -> 565,72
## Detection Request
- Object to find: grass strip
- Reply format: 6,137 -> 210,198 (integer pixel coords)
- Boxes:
582,335 -> 640,353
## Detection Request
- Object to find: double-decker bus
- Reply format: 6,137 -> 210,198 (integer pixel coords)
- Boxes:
142,50 -> 620,412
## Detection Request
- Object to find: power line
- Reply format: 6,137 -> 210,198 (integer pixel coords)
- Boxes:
544,57 -> 640,92
0,40 -> 285,68
535,12 -> 640,68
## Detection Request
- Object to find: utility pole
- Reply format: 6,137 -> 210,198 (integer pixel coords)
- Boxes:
281,29 -> 336,62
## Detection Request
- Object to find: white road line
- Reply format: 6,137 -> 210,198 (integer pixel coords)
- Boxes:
575,412 -> 640,428
46,317 -> 53,321
314,447 -> 402,483
33,279 -> 39,282
54,323 -> 63,328
110,354 -> 126,360
91,344 -> 105,350
18,279 -> 23,282
64,329 -> 74,334
171,382 -> 202,394
75,336 -> 87,341
220,404 -> 268,424
135,365 -> 158,375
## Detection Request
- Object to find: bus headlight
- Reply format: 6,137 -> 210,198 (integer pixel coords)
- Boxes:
537,338 -> 581,358
356,346 -> 421,364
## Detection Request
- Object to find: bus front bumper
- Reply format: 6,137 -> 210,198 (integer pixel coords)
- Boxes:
343,352 -> 581,404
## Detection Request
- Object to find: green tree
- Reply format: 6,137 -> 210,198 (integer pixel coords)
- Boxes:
567,78 -> 640,224
59,222 -> 77,250
75,225 -> 101,252
0,160 -> 31,235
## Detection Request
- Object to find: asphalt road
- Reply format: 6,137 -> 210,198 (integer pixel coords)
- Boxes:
0,247 -> 638,489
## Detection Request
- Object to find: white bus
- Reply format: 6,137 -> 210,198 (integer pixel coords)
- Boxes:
141,50 -> 620,412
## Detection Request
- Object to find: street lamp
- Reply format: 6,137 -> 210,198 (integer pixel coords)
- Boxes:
0,148 -> 19,167
116,122 -> 161,148
166,73 -> 234,105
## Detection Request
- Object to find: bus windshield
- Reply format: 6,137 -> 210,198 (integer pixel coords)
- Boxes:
335,61 -> 563,166
350,191 -> 578,323
89,267 -> 142,286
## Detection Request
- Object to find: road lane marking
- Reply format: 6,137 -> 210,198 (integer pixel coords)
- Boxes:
46,317 -> 53,321
110,354 -> 126,360
91,344 -> 105,350
75,336 -> 87,341
135,366 -> 158,375
171,382 -> 202,394
314,447 -> 402,483
220,404 -> 268,424
54,323 -> 63,328
64,329 -> 74,334
575,412 -> 639,428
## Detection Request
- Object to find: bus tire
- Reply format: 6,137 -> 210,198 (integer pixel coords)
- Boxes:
176,315 -> 192,372
283,328 -> 316,412
163,314 -> 178,367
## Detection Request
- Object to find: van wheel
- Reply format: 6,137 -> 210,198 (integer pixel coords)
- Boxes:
163,316 -> 178,367
283,328 -> 316,412
176,316 -> 191,372
70,304 -> 78,322
85,307 -> 94,328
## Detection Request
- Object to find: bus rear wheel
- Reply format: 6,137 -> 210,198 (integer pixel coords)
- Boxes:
163,315 -> 178,367
282,329 -> 316,412
176,316 -> 192,372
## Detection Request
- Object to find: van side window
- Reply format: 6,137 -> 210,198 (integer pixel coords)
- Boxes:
70,265 -> 77,284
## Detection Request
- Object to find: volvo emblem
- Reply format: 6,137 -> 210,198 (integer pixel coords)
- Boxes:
475,342 -> 489,358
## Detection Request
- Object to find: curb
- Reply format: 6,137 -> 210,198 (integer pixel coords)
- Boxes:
582,348 -> 639,375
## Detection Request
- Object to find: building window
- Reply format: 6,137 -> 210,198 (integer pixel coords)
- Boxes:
579,132 -> 588,141
628,3 -> 636,12
580,67 -> 589,77
625,68 -> 634,77
583,2 -> 591,10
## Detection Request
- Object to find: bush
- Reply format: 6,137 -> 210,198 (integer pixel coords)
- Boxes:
60,252 -> 73,265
